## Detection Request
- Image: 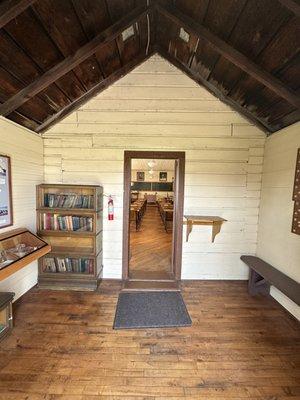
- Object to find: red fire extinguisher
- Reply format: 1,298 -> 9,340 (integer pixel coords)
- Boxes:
108,195 -> 114,220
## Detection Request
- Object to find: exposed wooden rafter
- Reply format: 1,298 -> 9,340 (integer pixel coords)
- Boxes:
0,0 -> 298,134
156,47 -> 274,133
0,0 -> 36,29
156,3 -> 300,110
0,3 -> 153,117
36,50 -> 155,133
278,0 -> 300,16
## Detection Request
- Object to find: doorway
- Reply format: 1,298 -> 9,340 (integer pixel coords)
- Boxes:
122,151 -> 185,284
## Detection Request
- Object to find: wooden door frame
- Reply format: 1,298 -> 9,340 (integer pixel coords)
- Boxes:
122,151 -> 185,281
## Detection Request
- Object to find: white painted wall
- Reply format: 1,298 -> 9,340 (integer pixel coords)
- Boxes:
257,122 -> 300,320
0,117 -> 43,300
131,169 -> 174,182
43,54 -> 266,280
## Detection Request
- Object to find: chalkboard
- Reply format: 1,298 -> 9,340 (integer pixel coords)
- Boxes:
152,182 -> 173,192
131,182 -> 173,192
131,182 -> 151,191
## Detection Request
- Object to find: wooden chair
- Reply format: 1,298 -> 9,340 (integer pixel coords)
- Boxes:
163,208 -> 173,232
130,199 -> 147,231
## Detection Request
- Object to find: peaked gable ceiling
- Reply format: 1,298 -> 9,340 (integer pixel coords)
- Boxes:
0,0 -> 299,135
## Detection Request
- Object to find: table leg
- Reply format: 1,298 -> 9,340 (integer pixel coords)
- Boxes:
212,222 -> 222,242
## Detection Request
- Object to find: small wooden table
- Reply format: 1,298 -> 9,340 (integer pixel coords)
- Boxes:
184,215 -> 227,242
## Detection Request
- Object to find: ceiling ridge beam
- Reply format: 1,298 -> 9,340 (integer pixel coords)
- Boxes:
277,0 -> 300,16
36,50 -> 155,134
0,3 -> 153,117
156,46 -> 273,134
156,3 -> 300,109
0,0 -> 36,29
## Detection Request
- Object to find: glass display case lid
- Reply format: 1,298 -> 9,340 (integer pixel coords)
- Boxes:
0,228 -> 51,279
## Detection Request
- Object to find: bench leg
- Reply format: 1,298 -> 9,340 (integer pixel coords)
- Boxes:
248,269 -> 270,296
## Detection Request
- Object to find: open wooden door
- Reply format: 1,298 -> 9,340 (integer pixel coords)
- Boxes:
122,151 -> 185,283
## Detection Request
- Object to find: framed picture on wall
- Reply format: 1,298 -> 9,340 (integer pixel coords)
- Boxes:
136,171 -> 145,181
0,155 -> 13,229
159,172 -> 167,182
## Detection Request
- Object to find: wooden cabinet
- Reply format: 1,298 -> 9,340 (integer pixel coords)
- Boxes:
0,292 -> 14,342
37,184 -> 103,291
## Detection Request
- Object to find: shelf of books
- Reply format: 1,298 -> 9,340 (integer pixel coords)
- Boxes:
37,184 -> 103,291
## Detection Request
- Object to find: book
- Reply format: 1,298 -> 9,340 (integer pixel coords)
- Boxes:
43,193 -> 95,209
41,214 -> 93,232
44,257 -> 94,274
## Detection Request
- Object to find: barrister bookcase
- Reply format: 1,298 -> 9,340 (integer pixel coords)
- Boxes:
37,184 -> 103,291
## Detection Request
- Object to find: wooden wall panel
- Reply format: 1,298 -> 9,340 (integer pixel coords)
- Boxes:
0,116 -> 43,299
257,122 -> 300,318
43,54 -> 266,280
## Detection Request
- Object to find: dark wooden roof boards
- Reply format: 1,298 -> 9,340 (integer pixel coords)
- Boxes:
0,0 -> 299,134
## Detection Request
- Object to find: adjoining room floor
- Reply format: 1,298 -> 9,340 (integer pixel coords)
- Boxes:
130,205 -> 172,278
0,281 -> 299,399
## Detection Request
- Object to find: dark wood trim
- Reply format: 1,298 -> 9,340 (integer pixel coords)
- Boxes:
156,3 -> 300,109
278,0 -> 300,16
0,3 -> 153,118
122,153 -> 132,281
36,50 -> 154,133
122,151 -> 185,282
157,46 -> 274,134
0,154 -> 13,229
0,0 -> 36,29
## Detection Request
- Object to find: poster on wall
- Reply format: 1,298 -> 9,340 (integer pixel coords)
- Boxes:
0,155 -> 13,228
159,172 -> 167,182
136,171 -> 145,181
292,148 -> 300,235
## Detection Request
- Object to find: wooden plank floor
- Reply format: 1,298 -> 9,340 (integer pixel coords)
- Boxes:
0,281 -> 299,399
130,205 -> 172,277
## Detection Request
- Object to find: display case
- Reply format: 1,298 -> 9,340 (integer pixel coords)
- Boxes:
0,292 -> 14,342
0,228 -> 51,281
37,184 -> 103,291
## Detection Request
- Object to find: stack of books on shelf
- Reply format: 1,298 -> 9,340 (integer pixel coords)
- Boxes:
42,213 -> 93,232
44,257 -> 94,274
44,193 -> 94,209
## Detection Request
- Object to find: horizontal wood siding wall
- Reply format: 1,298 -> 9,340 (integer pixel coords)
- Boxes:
257,122 -> 300,319
0,117 -> 43,299
43,55 -> 266,279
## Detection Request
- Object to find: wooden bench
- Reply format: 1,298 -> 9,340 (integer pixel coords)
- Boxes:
240,255 -> 300,306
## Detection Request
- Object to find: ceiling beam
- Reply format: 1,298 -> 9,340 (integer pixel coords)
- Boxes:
36,50 -> 155,134
0,3 -> 153,117
278,0 -> 300,16
156,47 -> 274,134
0,0 -> 36,29
156,3 -> 300,109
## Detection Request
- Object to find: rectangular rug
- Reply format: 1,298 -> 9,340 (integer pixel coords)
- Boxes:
113,291 -> 192,329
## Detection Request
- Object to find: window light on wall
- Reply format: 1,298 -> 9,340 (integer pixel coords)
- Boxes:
122,25 -> 135,41
179,27 -> 190,43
